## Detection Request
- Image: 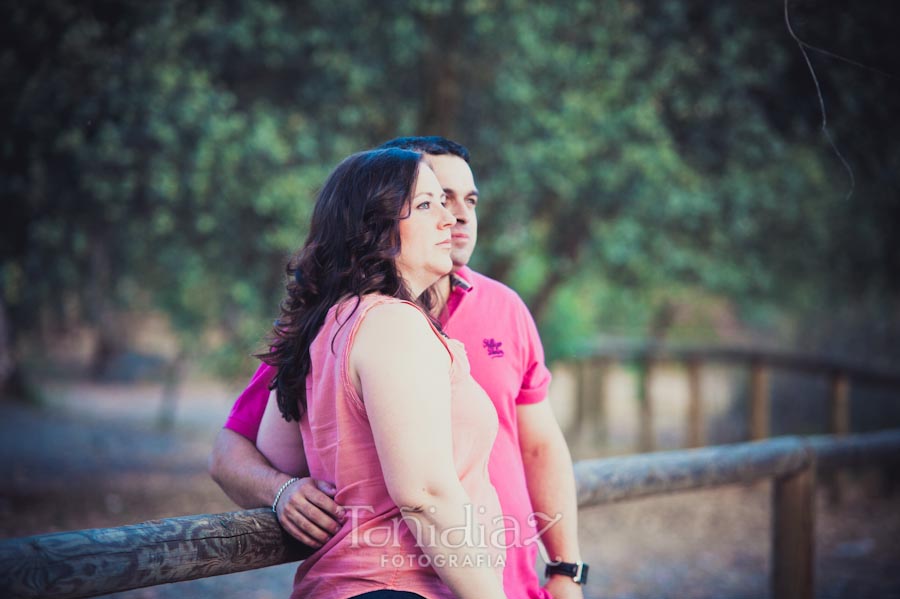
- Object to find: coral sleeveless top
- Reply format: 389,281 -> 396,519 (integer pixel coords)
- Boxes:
290,294 -> 505,599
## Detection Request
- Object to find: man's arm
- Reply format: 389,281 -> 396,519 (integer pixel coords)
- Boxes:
517,400 -> 584,599
209,425 -> 344,547
208,363 -> 290,509
209,428 -> 297,508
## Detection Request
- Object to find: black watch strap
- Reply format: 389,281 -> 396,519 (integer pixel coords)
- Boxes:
545,561 -> 589,584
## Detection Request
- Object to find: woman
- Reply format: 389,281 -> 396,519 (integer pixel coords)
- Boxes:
256,148 -> 507,599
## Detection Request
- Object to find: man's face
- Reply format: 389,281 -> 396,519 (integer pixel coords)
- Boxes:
424,154 -> 478,270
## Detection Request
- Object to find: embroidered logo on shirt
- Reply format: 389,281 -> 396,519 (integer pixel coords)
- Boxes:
483,338 -> 505,358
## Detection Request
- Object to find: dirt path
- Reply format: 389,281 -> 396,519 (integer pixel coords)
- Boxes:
2,383 -> 899,598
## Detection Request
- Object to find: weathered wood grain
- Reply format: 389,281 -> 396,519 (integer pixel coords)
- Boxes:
0,508 -> 312,599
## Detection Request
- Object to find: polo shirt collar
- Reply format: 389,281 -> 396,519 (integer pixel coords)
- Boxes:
440,267 -> 475,325
450,266 -> 475,293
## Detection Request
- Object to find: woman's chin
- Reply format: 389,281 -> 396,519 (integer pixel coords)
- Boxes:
440,256 -> 454,275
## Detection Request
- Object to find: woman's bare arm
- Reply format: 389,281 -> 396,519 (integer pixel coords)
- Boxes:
352,303 -> 506,599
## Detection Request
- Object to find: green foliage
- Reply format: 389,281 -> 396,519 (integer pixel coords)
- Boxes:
3,0 -> 898,373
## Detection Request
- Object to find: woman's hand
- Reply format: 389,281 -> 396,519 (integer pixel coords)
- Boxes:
258,390 -> 345,548
274,476 -> 345,548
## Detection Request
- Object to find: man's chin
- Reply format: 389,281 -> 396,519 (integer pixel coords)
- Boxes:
450,251 -> 474,272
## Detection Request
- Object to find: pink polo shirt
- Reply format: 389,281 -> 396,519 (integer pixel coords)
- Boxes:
441,267 -> 553,599
224,267 -> 553,599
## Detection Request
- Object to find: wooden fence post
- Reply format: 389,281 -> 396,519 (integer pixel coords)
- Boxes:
572,359 -> 588,441
825,371 -> 851,503
590,358 -> 610,448
572,359 -> 610,450
638,358 -> 655,452
772,460 -> 815,599
685,359 -> 705,448
749,361 -> 770,440
829,372 -> 850,436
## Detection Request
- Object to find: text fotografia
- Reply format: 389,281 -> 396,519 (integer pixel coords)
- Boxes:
345,504 -> 562,550
380,553 -> 507,569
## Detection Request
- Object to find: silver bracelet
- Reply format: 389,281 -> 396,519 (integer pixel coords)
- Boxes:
272,477 -> 301,513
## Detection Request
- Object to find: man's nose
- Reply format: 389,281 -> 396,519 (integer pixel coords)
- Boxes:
440,205 -> 457,227
448,202 -> 468,224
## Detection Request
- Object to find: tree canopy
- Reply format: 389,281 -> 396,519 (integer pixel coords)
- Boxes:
3,0 -> 898,394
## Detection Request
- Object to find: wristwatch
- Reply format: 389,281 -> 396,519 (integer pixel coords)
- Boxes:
545,560 -> 589,584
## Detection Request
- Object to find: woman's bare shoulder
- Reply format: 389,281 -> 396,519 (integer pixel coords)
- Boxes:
357,301 -> 431,342
352,300 -> 448,368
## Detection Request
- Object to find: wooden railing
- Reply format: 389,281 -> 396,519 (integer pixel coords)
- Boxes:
567,342 -> 900,452
2,429 -> 899,599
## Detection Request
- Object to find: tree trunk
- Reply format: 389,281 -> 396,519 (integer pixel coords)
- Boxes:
87,239 -> 124,380
417,8 -> 464,137
527,267 -> 567,326
0,298 -> 30,402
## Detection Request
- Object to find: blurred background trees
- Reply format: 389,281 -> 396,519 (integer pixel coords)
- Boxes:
2,0 -> 899,400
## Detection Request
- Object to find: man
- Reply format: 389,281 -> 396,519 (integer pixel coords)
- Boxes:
209,137 -> 587,598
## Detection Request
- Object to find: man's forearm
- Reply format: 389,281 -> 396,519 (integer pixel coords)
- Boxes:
208,428 -> 297,508
522,429 -> 582,563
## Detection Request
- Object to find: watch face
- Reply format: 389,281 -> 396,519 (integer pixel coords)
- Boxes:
574,563 -> 588,584
546,562 -> 588,584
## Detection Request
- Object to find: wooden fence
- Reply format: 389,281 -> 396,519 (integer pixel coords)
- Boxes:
567,343 -> 900,452
2,429 -> 899,599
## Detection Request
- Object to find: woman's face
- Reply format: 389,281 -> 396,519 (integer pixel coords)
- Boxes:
396,162 -> 456,297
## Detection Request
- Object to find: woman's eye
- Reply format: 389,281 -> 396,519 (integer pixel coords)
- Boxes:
418,201 -> 430,209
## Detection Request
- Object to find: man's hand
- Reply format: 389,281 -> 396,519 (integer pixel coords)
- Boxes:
543,575 -> 585,599
274,476 -> 345,548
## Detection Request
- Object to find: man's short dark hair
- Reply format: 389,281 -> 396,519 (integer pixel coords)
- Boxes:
376,136 -> 470,163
